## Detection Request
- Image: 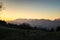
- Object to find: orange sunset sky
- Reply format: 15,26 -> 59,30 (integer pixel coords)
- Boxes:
0,0 -> 60,21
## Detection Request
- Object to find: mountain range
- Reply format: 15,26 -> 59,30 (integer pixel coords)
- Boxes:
7,18 -> 60,30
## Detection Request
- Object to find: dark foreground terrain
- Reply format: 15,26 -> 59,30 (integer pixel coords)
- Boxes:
0,27 -> 60,40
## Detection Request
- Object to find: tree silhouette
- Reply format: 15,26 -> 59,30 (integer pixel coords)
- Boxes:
56,26 -> 60,31
51,28 -> 54,32
0,20 -> 7,26
0,2 -> 2,11
19,23 -> 32,29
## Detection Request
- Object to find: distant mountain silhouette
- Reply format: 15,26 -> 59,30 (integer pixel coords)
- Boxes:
7,18 -> 60,30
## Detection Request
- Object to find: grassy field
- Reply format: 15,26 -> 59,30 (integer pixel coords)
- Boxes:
0,27 -> 60,40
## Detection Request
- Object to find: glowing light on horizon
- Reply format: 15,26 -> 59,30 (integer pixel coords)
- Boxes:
0,0 -> 60,21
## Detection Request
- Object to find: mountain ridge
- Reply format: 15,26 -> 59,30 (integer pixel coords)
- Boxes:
7,18 -> 60,30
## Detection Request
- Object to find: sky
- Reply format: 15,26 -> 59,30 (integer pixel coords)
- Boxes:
0,0 -> 60,21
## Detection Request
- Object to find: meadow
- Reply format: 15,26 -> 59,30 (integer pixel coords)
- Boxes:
0,27 -> 60,40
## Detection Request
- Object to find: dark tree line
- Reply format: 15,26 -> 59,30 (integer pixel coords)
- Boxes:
0,20 -> 37,30
0,20 -> 60,32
